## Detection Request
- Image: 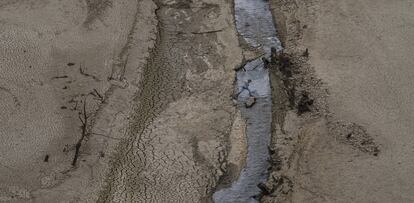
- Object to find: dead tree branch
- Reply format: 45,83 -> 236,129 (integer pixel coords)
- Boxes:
72,98 -> 89,166
191,29 -> 224,34
91,88 -> 104,101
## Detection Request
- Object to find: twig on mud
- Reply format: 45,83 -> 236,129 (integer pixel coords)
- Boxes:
91,88 -> 104,101
79,63 -> 100,81
191,29 -> 224,35
235,52 -> 267,71
91,132 -> 122,141
51,75 -> 69,79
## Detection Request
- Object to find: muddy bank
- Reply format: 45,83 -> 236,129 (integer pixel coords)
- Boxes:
261,0 -> 414,202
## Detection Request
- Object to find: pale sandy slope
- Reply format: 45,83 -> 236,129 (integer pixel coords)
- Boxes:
271,0 -> 414,202
0,0 -> 158,201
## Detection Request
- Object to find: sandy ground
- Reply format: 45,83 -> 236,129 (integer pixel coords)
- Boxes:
263,0 -> 414,202
0,0 -> 245,202
0,0 -> 158,201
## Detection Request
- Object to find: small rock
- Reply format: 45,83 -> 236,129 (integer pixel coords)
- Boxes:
373,147 -> 380,156
262,57 -> 270,68
67,62 -> 75,66
303,48 -> 309,57
232,98 -> 238,106
245,97 -> 256,108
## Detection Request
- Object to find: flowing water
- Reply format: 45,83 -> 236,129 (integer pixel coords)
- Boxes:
213,0 -> 282,202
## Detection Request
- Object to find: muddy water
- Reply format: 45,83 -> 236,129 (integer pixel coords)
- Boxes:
213,0 -> 281,202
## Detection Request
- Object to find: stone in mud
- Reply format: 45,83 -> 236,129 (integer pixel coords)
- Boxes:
271,47 -> 277,59
245,96 -> 256,108
262,57 -> 270,68
232,98 -> 238,106
257,182 -> 272,195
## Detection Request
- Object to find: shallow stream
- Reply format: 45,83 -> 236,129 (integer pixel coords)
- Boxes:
213,0 -> 282,202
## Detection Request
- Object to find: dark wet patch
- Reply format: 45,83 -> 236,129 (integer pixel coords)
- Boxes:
51,75 -> 69,79
328,121 -> 380,156
297,91 -> 313,115
270,51 -> 297,109
215,163 -> 240,190
83,0 -> 113,27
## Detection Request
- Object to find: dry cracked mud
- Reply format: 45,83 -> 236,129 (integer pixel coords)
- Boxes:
1,0 -> 243,202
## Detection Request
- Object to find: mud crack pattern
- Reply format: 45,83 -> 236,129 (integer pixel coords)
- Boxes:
97,0 -> 238,202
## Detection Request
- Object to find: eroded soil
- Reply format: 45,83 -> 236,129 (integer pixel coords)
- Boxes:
261,0 -> 414,202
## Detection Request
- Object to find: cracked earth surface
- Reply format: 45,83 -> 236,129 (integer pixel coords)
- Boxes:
0,0 -> 243,202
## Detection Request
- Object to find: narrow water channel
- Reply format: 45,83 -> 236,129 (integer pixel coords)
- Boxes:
213,0 -> 282,202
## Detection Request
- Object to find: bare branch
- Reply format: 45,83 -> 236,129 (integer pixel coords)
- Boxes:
72,97 -> 89,166
191,29 -> 224,35
79,63 -> 100,81
92,88 -> 104,101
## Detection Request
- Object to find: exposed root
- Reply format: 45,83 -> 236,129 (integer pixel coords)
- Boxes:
72,98 -> 90,167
